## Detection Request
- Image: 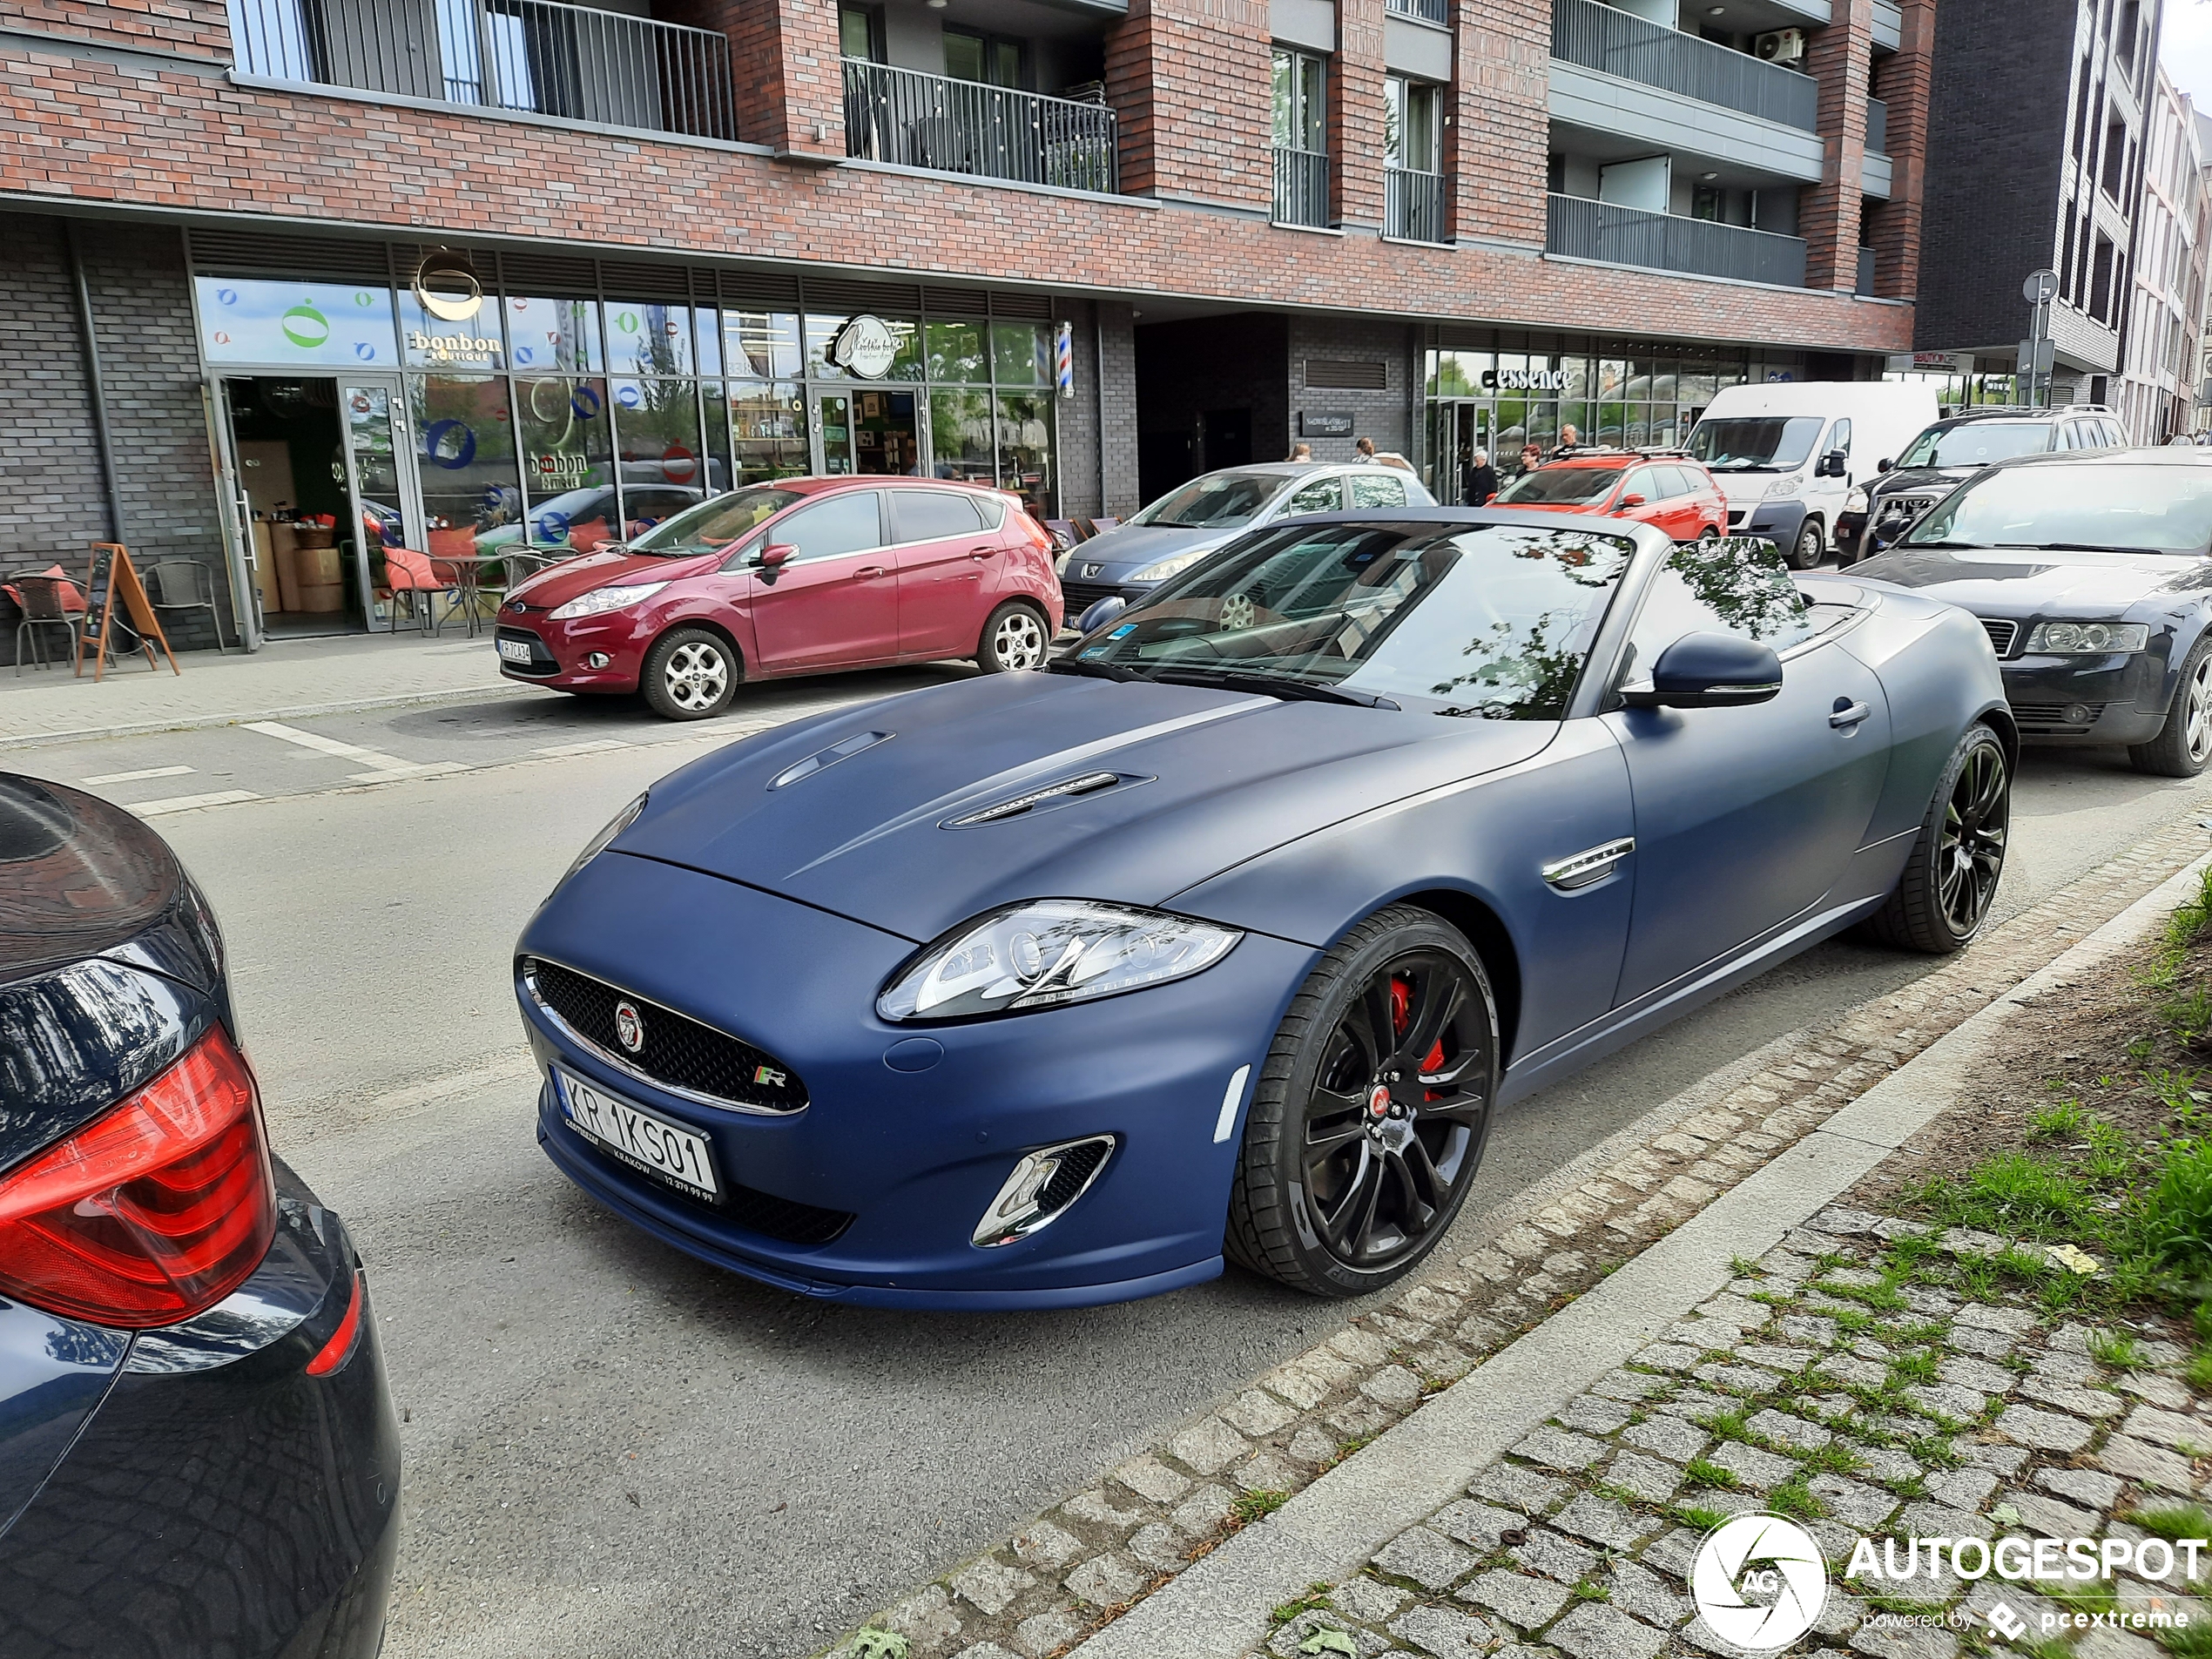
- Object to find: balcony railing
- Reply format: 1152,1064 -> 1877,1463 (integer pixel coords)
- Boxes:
842,60 -> 1117,192
1386,168 -> 1446,242
1551,0 -> 1817,131
1386,0 -> 1449,24
1548,193 -> 1808,287
1273,147 -> 1331,227
228,0 -> 738,140
1865,94 -> 1888,155
1856,245 -> 1878,296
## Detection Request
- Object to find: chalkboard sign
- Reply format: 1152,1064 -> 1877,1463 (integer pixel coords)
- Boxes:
1299,411 -> 1354,437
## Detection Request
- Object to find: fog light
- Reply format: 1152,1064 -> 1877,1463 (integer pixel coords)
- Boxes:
972,1135 -> 1115,1247
586,651 -> 611,670
2064,704 -> 2094,725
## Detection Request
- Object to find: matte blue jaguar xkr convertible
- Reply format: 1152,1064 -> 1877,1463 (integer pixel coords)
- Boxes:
515,512 -> 2013,1309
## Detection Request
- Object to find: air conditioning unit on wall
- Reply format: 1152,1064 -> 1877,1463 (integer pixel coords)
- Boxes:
1755,28 -> 1807,64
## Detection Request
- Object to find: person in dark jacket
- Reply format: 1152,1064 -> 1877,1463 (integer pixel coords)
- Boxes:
1461,448 -> 1498,507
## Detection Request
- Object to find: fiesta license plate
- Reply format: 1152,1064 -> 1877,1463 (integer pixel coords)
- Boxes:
556,1068 -> 720,1200
497,638 -> 535,664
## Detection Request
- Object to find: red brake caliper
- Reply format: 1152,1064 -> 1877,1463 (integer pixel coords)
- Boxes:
1391,977 -> 1447,1097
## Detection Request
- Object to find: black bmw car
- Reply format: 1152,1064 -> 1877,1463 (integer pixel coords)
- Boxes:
1851,448 -> 2212,775
0,775 -> 398,1657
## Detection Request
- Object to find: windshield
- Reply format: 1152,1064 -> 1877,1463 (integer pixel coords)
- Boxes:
1905,464 -> 2212,555
1495,466 -> 1624,506
1686,416 -> 1824,472
1073,523 -> 1636,718
1895,421 -> 2052,469
1130,472 -> 1292,529
628,487 -> 805,555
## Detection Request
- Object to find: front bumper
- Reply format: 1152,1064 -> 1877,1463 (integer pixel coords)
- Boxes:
2002,651 -> 2168,743
496,615 -> 646,693
1727,498 -> 1808,546
516,849 -> 1318,1308
1058,577 -> 1157,623
0,1162 -> 399,1659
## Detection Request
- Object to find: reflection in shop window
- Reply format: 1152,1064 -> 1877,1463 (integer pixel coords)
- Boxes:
612,380 -> 710,519
990,321 -> 1049,388
606,302 -> 695,377
926,320 -> 988,383
997,392 -> 1053,517
727,382 -> 808,484
503,296 -> 602,373
931,388 -> 995,484
516,375 -> 613,549
408,374 -> 521,558
723,311 -> 803,379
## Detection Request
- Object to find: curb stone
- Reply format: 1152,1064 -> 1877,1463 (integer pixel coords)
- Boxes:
814,817 -> 2212,1659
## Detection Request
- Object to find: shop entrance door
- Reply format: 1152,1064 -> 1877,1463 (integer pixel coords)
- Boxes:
1428,403 -> 1492,504
337,377 -> 423,625
811,387 -> 924,476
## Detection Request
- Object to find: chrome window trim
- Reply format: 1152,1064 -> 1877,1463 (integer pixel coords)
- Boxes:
521,959 -> 806,1117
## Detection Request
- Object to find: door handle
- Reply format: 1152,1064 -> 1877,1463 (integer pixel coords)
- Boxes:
1830,699 -> 1871,730
968,544 -> 998,557
855,566 -> 887,579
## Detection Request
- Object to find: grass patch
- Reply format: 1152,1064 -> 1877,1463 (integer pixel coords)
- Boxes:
1813,1278 -> 1909,1312
1886,1350 -> 1939,1386
1730,1256 -> 1764,1278
1907,1436 -> 1963,1469
1768,1476 -> 1829,1521
1231,1490 -> 1290,1527
2088,1329 -> 2145,1368
2129,1502 -> 2212,1541
1270,1584 -> 1334,1624
2030,1100 -> 2094,1141
1860,1594 -> 1951,1617
1570,1577 -> 1611,1603
2157,1622 -> 2212,1659
1673,1501 -> 1732,1530
1684,1458 -> 1741,1490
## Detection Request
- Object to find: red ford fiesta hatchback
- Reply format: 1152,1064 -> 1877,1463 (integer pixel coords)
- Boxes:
496,476 -> 1063,719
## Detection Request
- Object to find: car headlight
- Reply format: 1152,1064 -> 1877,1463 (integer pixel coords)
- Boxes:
876,900 -> 1241,1022
549,581 -> 670,621
1844,487 -> 1869,513
1765,476 -> 1802,500
2024,621 -> 2149,654
557,792 -> 647,890
1054,548 -> 1075,576
1130,549 -> 1215,583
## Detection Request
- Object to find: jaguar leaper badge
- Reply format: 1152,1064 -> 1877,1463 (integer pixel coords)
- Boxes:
614,1001 -> 645,1053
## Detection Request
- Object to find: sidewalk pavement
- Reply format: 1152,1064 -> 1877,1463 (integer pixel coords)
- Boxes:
0,632 -> 522,749
817,815 -> 2212,1659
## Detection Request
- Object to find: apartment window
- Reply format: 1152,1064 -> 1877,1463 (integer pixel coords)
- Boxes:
839,5 -> 881,61
2104,115 -> 2128,197
2073,57 -> 2093,160
2061,216 -> 2077,301
2092,233 -> 2116,321
945,29 -> 1022,89
1384,76 -> 1443,241
1271,47 -> 1329,228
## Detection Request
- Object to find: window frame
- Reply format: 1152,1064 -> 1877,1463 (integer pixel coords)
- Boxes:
1272,46 -> 1328,155
771,489 -> 887,565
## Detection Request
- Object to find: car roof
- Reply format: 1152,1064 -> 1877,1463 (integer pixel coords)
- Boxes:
775,475 -> 1001,496
1928,408 -> 2074,428
1976,445 -> 2212,472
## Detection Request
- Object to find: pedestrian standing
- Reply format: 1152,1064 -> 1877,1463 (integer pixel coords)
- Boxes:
1287,442 -> 1313,462
1551,424 -> 1581,458
1463,448 -> 1498,507
1354,436 -> 1378,463
1519,442 -> 1543,475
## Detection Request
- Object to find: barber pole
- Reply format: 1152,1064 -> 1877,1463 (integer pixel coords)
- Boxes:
1055,321 -> 1074,399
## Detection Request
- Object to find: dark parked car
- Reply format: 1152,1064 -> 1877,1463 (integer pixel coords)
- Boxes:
1836,406 -> 2128,563
0,776 -> 397,1657
1852,448 -> 2212,774
516,516 -> 2011,1310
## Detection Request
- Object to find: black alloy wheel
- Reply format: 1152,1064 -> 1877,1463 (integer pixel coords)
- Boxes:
1865,723 -> 2009,953
1228,906 -> 1500,1297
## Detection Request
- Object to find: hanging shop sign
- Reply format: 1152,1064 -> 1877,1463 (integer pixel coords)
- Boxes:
1481,368 -> 1572,392
829,314 -> 899,380
413,252 -> 487,322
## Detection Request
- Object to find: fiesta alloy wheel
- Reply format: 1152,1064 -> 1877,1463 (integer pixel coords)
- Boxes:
642,627 -> 738,720
1228,905 -> 1500,1298
978,601 -> 1049,673
1865,723 -> 2009,953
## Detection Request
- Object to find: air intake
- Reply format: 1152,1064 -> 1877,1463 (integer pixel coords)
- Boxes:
972,1136 -> 1115,1247
946,772 -> 1123,826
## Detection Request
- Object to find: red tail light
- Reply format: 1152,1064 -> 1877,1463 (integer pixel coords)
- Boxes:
0,1025 -> 276,1328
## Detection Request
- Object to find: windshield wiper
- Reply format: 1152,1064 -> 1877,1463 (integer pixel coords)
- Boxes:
1146,665 -> 1399,708
1047,656 -> 1146,682
1995,542 -> 2167,556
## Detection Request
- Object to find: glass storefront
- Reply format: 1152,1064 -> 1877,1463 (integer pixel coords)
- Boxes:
1421,341 -> 1807,504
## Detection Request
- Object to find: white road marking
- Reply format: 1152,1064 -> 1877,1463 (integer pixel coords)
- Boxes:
132,789 -> 261,816
344,762 -> 467,784
533,739 -> 633,758
81,765 -> 195,786
245,719 -> 427,773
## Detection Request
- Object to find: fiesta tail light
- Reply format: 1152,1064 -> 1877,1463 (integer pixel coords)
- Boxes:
0,1025 -> 277,1328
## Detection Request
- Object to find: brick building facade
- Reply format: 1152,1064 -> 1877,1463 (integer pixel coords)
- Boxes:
2,0 -> 1943,651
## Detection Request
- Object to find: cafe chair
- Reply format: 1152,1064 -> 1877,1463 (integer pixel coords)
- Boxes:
11,575 -> 84,675
144,560 -> 233,654
381,547 -> 444,637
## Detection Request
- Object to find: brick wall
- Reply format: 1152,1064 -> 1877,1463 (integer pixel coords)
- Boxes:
1055,299 -> 1102,518
1332,0 -> 1386,231
0,37 -> 1916,357
1799,0 -> 1875,291
661,0 -> 841,157
1446,0 -> 1551,249
1865,0 -> 1935,300
1107,0 -> 1275,211
0,0 -> 230,57
1286,314 -> 1413,463
0,214 -> 108,575
1097,303 -> 1140,515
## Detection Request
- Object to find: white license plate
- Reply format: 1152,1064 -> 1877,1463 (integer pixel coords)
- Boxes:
556,1068 -> 720,1200
498,638 -> 535,664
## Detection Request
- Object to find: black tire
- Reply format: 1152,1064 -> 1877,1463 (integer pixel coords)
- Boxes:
1865,723 -> 2010,953
2129,632 -> 2212,778
977,600 -> 1049,672
1787,516 -> 1824,570
639,627 -> 738,721
1226,905 -> 1501,1298
1697,527 -> 1722,545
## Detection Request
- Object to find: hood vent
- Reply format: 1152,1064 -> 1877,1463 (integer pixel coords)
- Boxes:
769,731 -> 892,790
946,772 -> 1130,827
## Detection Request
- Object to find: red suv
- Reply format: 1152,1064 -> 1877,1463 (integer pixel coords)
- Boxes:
496,477 -> 1062,718
1492,452 -> 1728,542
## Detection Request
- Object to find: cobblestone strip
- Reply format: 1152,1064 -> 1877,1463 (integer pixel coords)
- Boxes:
817,819 -> 2212,1659
1246,1206 -> 2212,1659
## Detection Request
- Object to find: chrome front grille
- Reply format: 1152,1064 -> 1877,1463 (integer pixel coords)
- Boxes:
523,958 -> 807,1115
1979,618 -> 2020,658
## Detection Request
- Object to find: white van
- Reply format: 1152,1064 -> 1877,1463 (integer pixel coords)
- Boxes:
1683,381 -> 1940,569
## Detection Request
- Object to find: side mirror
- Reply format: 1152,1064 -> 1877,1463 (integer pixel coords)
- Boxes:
759,543 -> 796,570
1615,494 -> 1647,509
1078,594 -> 1128,632
1817,450 -> 1849,477
1622,631 -> 1784,710
1876,458 -> 1893,474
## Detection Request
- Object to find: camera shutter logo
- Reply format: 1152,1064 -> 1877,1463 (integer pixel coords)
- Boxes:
614,1001 -> 646,1054
1691,1514 -> 1827,1649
